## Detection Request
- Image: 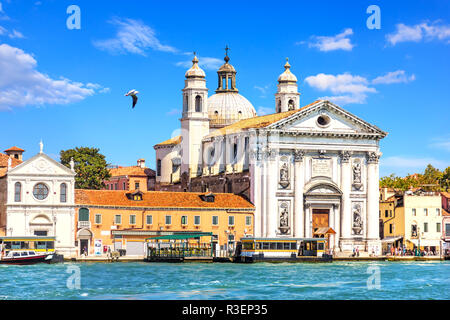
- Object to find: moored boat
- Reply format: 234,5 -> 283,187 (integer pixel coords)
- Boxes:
0,236 -> 62,264
236,237 -> 333,263
0,250 -> 54,265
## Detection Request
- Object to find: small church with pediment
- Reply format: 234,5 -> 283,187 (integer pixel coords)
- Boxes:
0,142 -> 77,257
154,50 -> 387,254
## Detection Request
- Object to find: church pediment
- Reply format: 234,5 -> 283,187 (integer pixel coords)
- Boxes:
267,100 -> 386,138
8,153 -> 75,177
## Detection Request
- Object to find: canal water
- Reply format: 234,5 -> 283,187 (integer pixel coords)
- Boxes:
0,261 -> 449,300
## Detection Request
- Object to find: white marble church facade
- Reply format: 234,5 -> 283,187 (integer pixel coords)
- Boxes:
155,52 -> 387,254
3,143 -> 77,257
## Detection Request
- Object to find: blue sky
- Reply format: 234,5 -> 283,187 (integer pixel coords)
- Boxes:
0,0 -> 449,177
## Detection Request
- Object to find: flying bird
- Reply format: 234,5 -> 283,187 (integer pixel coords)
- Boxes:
125,89 -> 139,108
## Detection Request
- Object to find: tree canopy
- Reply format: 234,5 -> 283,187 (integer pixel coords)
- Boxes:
60,147 -> 111,189
380,164 -> 448,191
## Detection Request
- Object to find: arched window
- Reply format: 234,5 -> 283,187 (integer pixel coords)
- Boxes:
277,100 -> 281,113
157,159 -> 162,176
184,95 -> 189,112
60,183 -> 67,203
238,111 -> 242,119
79,208 -> 89,222
14,182 -> 21,202
288,99 -> 295,110
195,95 -> 202,112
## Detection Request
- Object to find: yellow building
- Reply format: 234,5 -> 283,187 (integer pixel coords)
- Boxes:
379,194 -> 405,253
74,189 -> 254,256
379,189 -> 443,254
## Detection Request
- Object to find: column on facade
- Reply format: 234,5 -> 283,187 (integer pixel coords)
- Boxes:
340,151 -> 352,241
304,204 -> 311,238
293,150 -> 305,238
366,152 -> 380,240
333,204 -> 340,249
250,147 -> 262,237
266,148 -> 277,238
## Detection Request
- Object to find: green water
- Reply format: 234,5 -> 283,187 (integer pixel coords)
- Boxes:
0,261 -> 448,300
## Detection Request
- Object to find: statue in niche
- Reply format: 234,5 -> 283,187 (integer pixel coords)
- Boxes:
352,204 -> 363,235
279,163 -> 290,189
279,203 -> 290,234
352,160 -> 363,191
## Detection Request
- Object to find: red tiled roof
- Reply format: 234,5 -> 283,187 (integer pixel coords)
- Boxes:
4,146 -> 25,152
0,153 -> 22,177
109,166 -> 155,177
441,192 -> 450,199
75,189 -> 254,210
154,135 -> 182,148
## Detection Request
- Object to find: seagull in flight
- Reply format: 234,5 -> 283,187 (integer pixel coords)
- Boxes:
125,89 -> 139,108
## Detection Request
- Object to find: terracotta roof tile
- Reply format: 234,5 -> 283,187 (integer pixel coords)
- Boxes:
205,100 -> 322,138
154,135 -> 182,148
441,192 -> 450,199
4,146 -> 25,152
0,153 -> 22,177
443,208 -> 450,216
75,189 -> 254,210
109,166 -> 155,177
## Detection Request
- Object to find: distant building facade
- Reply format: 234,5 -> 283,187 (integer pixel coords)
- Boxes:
379,188 -> 443,254
440,192 -> 450,254
104,159 -> 156,191
74,189 -> 254,256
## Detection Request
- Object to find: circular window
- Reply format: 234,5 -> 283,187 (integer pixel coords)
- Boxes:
33,183 -> 49,200
316,114 -> 331,127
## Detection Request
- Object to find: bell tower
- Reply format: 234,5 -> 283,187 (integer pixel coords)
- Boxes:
180,54 -> 210,179
275,58 -> 300,113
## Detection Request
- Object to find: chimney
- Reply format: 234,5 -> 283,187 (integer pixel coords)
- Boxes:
137,158 -> 145,168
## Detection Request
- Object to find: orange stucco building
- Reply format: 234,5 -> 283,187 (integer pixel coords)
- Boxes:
74,189 -> 254,256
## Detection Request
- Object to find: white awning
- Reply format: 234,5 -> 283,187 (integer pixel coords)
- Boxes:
381,236 -> 403,243
406,239 -> 441,247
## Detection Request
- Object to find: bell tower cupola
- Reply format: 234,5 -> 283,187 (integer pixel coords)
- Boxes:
216,45 -> 238,93
275,58 -> 300,113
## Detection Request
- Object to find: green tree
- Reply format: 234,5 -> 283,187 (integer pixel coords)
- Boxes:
60,147 -> 111,189
419,164 -> 442,191
440,167 -> 450,191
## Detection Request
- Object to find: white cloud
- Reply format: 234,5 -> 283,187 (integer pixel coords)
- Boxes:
302,28 -> 355,52
166,108 -> 181,116
381,156 -> 449,170
386,21 -> 450,45
93,17 -> 177,56
372,70 -> 416,84
257,106 -> 273,116
254,84 -> 270,98
304,73 -> 376,104
8,29 -> 24,39
0,44 -> 104,111
175,56 -> 223,70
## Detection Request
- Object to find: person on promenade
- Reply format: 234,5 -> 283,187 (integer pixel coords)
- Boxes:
390,246 -> 394,256
356,247 -> 359,257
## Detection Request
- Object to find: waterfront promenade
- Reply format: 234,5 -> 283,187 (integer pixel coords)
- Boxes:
68,254 -> 446,262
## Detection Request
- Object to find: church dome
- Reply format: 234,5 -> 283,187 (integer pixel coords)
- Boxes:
278,58 -> 297,83
208,92 -> 256,128
185,55 -> 205,78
